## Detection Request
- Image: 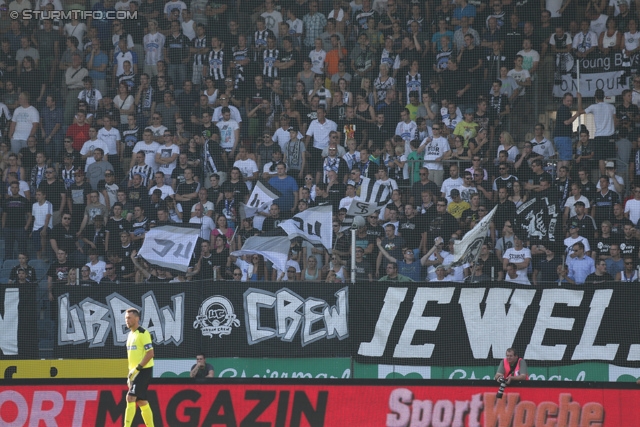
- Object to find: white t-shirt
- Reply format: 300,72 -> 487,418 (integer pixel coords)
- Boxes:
596,175 -> 624,194
11,106 -> 40,140
212,105 -> 242,123
585,102 -> 616,137
149,184 -> 175,199
625,198 -> 640,225
502,247 -> 531,281
189,215 -> 215,241
132,141 -> 161,172
156,143 -> 180,176
306,119 -> 338,149
517,49 -> 540,72
507,68 -> 531,96
216,119 -> 240,151
97,126 -> 121,155
86,260 -> 107,283
442,253 -> 468,281
441,177 -> 463,202
309,49 -> 327,74
233,158 -> 259,190
32,200 -> 53,230
564,195 -> 590,217
80,139 -> 109,171
421,136 -> 450,171
530,137 -> 555,158
564,235 -> 591,256
273,127 -> 304,150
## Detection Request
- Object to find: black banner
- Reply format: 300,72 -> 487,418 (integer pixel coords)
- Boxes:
352,283 -> 640,367
0,285 -> 38,359
53,282 -> 349,359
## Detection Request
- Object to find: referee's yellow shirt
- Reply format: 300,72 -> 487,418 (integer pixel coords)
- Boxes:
126,326 -> 154,370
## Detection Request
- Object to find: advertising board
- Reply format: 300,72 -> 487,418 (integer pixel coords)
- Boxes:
1,381 -> 638,426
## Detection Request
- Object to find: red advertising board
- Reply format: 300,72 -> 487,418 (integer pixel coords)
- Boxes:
0,381 -> 637,426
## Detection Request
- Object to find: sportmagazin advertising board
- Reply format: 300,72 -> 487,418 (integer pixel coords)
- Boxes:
0,380 -> 638,426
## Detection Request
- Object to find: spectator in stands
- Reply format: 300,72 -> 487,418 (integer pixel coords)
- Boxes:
190,353 -> 215,379
563,242 -> 595,285
8,252 -> 37,284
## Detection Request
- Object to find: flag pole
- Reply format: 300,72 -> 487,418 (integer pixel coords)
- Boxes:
468,236 -> 486,282
576,58 -> 581,130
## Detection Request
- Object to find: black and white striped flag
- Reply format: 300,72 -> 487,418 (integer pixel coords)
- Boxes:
340,177 -> 392,231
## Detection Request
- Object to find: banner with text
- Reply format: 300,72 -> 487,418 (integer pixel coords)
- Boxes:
552,52 -> 628,97
352,283 -> 640,367
53,282 -> 350,359
2,381 -> 639,426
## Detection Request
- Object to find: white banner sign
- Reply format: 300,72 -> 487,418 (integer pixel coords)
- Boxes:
232,235 -> 291,272
239,181 -> 281,220
138,225 -> 201,272
278,205 -> 333,249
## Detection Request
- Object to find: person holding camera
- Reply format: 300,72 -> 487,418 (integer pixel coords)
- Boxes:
190,353 -> 215,379
494,348 -> 529,385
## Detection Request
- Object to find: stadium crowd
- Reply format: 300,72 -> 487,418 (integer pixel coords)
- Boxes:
1,0 -> 640,287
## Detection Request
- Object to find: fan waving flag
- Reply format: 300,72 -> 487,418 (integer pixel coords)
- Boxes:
340,177 -> 391,231
232,235 -> 291,272
513,195 -> 560,243
278,205 -> 333,249
138,225 -> 201,272
449,206 -> 497,268
238,181 -> 281,220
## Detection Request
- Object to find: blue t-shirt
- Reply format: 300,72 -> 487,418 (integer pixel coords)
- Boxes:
86,51 -> 109,81
268,176 -> 299,212
398,260 -> 423,282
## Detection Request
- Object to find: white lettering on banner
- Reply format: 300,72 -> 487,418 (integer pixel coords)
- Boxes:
58,292 -> 184,347
361,287 -> 638,362
386,388 -> 481,427
0,288 -> 19,355
359,287 -> 408,357
459,288 -> 536,358
0,390 -> 97,427
526,289 -> 583,360
244,287 -> 348,346
393,288 -> 454,358
552,71 -> 627,97
571,289 -> 618,360
194,296 -> 241,338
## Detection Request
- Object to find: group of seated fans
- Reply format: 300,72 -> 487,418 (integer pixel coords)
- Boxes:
2,0 -> 640,286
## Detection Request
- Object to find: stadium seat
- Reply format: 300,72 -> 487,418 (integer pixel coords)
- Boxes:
2,259 -> 19,270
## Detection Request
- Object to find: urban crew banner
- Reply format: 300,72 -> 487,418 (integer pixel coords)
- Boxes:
23,282 -> 640,368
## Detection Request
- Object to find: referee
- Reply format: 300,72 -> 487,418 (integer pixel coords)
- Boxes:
124,308 -> 155,427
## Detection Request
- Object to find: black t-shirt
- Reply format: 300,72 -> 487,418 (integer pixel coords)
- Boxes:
594,235 -> 614,259
120,125 -> 142,158
619,237 -> 640,259
50,224 -> 77,254
535,256 -> 562,283
2,195 -> 30,227
105,217 -> 130,249
38,179 -> 66,211
117,244 -> 136,277
47,261 -> 76,286
398,216 -> 426,250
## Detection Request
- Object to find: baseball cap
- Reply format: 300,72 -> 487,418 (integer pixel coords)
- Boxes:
202,129 -> 212,139
605,161 -> 615,168
64,152 -> 75,158
464,108 -> 475,115
287,126 -> 297,132
570,221 -> 579,228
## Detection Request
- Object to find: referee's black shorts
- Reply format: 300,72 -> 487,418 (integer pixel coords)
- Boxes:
128,367 -> 153,400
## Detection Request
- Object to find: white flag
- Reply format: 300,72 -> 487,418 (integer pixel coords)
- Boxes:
239,181 -> 281,220
138,225 -> 200,272
232,236 -> 291,272
449,206 -> 497,268
278,205 -> 333,249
